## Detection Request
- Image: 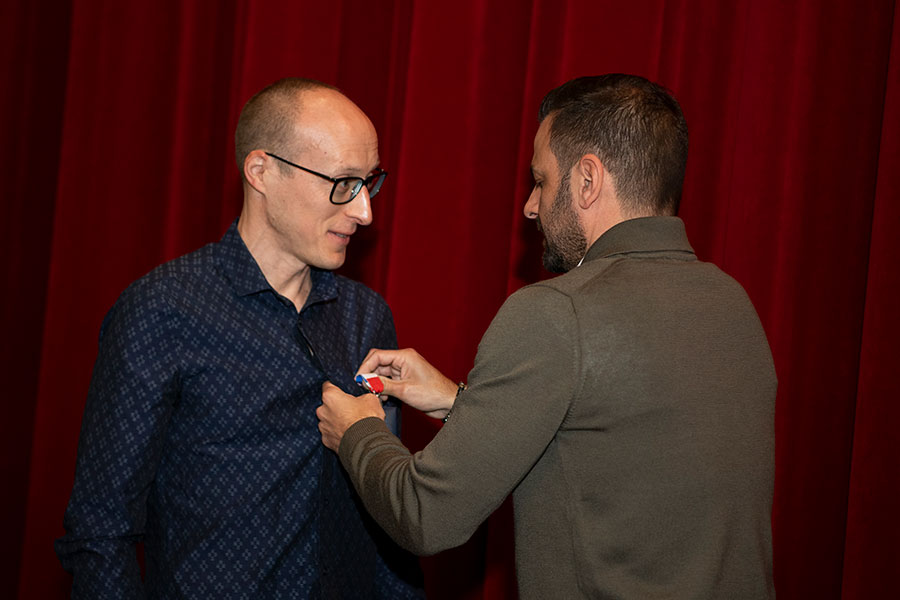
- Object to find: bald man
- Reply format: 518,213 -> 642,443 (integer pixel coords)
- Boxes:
56,79 -> 423,599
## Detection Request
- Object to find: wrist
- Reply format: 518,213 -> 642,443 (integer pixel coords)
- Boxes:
441,382 -> 467,423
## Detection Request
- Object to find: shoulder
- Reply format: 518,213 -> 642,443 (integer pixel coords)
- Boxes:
334,274 -> 391,314
496,269 -> 606,324
500,280 -> 575,315
142,242 -> 219,292
481,281 -> 578,353
531,258 -> 630,299
106,243 -> 220,327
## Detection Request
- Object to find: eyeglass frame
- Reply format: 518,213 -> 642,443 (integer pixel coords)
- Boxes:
264,152 -> 387,205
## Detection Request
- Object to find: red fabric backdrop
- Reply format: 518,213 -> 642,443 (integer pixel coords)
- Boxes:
4,1 -> 898,598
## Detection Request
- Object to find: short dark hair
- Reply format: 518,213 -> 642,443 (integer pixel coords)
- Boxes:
234,77 -> 339,179
538,74 -> 688,215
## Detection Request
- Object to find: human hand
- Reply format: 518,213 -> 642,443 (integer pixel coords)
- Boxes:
358,348 -> 458,419
317,382 -> 386,452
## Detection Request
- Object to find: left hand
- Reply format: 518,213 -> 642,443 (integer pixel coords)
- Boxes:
317,381 -> 385,452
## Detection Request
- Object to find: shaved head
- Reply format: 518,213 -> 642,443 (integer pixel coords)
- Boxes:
234,78 -> 340,179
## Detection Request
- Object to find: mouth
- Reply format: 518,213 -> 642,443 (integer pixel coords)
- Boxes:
329,230 -> 354,245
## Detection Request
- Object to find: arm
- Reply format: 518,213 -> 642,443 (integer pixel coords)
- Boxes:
369,302 -> 404,436
55,283 -> 181,599
319,285 -> 579,555
364,296 -> 427,598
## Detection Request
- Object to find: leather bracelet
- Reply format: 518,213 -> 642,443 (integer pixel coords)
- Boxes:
442,382 -> 467,423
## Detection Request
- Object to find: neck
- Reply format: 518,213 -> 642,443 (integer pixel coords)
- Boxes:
581,191 -> 660,249
237,211 -> 313,312
582,211 -> 626,251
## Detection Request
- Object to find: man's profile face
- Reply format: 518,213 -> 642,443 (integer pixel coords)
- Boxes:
525,117 -> 587,273
264,89 -> 380,272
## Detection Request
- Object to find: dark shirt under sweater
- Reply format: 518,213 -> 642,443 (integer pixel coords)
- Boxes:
56,222 -> 423,599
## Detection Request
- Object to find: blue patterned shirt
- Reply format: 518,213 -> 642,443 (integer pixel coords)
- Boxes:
56,222 -> 423,599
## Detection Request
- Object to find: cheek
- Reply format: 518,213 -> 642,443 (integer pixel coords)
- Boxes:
538,190 -> 555,220
300,201 -> 335,227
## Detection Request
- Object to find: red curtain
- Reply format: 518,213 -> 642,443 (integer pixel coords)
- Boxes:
4,1 -> 898,598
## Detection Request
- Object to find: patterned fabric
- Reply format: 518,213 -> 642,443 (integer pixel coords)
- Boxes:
55,222 -> 423,599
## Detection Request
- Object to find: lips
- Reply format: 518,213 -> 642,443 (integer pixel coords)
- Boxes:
328,230 -> 354,246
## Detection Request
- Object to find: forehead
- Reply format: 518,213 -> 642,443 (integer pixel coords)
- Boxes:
293,90 -> 379,171
532,116 -> 555,171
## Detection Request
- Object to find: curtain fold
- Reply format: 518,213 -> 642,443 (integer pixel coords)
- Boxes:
841,3 -> 900,596
0,0 -> 71,592
5,1 -> 898,598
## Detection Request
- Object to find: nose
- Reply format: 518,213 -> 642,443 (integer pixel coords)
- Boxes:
344,186 -> 373,226
523,187 -> 539,219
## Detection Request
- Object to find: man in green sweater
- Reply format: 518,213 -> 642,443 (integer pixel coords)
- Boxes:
317,74 -> 776,599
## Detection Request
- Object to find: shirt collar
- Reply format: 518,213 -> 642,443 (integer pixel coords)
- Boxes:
215,219 -> 338,304
581,216 -> 696,265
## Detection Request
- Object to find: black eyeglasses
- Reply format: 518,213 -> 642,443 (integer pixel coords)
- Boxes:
265,152 -> 387,205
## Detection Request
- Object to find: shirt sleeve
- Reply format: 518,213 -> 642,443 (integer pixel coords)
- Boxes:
339,284 -> 580,556
372,298 -> 402,437
366,297 -> 426,598
55,280 -> 182,599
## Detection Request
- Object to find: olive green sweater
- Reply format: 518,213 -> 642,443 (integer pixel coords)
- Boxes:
340,217 -> 776,599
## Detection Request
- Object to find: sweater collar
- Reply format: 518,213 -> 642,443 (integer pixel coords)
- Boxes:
581,216 -> 695,264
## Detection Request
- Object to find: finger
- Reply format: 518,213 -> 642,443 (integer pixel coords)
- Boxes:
358,348 -> 398,374
372,365 -> 394,377
322,381 -> 348,404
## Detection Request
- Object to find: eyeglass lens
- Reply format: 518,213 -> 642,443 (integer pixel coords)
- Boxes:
331,172 -> 387,204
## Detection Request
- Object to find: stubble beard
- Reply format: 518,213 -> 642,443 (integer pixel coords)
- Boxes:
538,175 -> 588,273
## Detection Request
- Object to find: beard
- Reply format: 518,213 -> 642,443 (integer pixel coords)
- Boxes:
537,175 -> 588,273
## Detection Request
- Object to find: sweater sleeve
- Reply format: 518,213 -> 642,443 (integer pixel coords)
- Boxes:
338,284 -> 579,555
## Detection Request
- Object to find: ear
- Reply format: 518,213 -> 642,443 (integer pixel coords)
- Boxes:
574,154 -> 604,210
243,149 -> 271,194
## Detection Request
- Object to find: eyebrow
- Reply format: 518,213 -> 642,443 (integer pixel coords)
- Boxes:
338,159 -> 381,177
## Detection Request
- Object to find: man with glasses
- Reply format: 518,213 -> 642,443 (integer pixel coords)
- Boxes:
318,74 -> 776,598
56,78 -> 423,599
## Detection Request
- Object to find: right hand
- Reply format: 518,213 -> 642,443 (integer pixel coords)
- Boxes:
358,348 -> 459,419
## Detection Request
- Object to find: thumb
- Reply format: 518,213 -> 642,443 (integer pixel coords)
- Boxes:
377,375 -> 399,397
377,375 -> 412,402
358,372 -> 402,398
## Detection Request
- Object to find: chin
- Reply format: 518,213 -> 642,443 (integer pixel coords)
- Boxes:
316,253 -> 347,271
